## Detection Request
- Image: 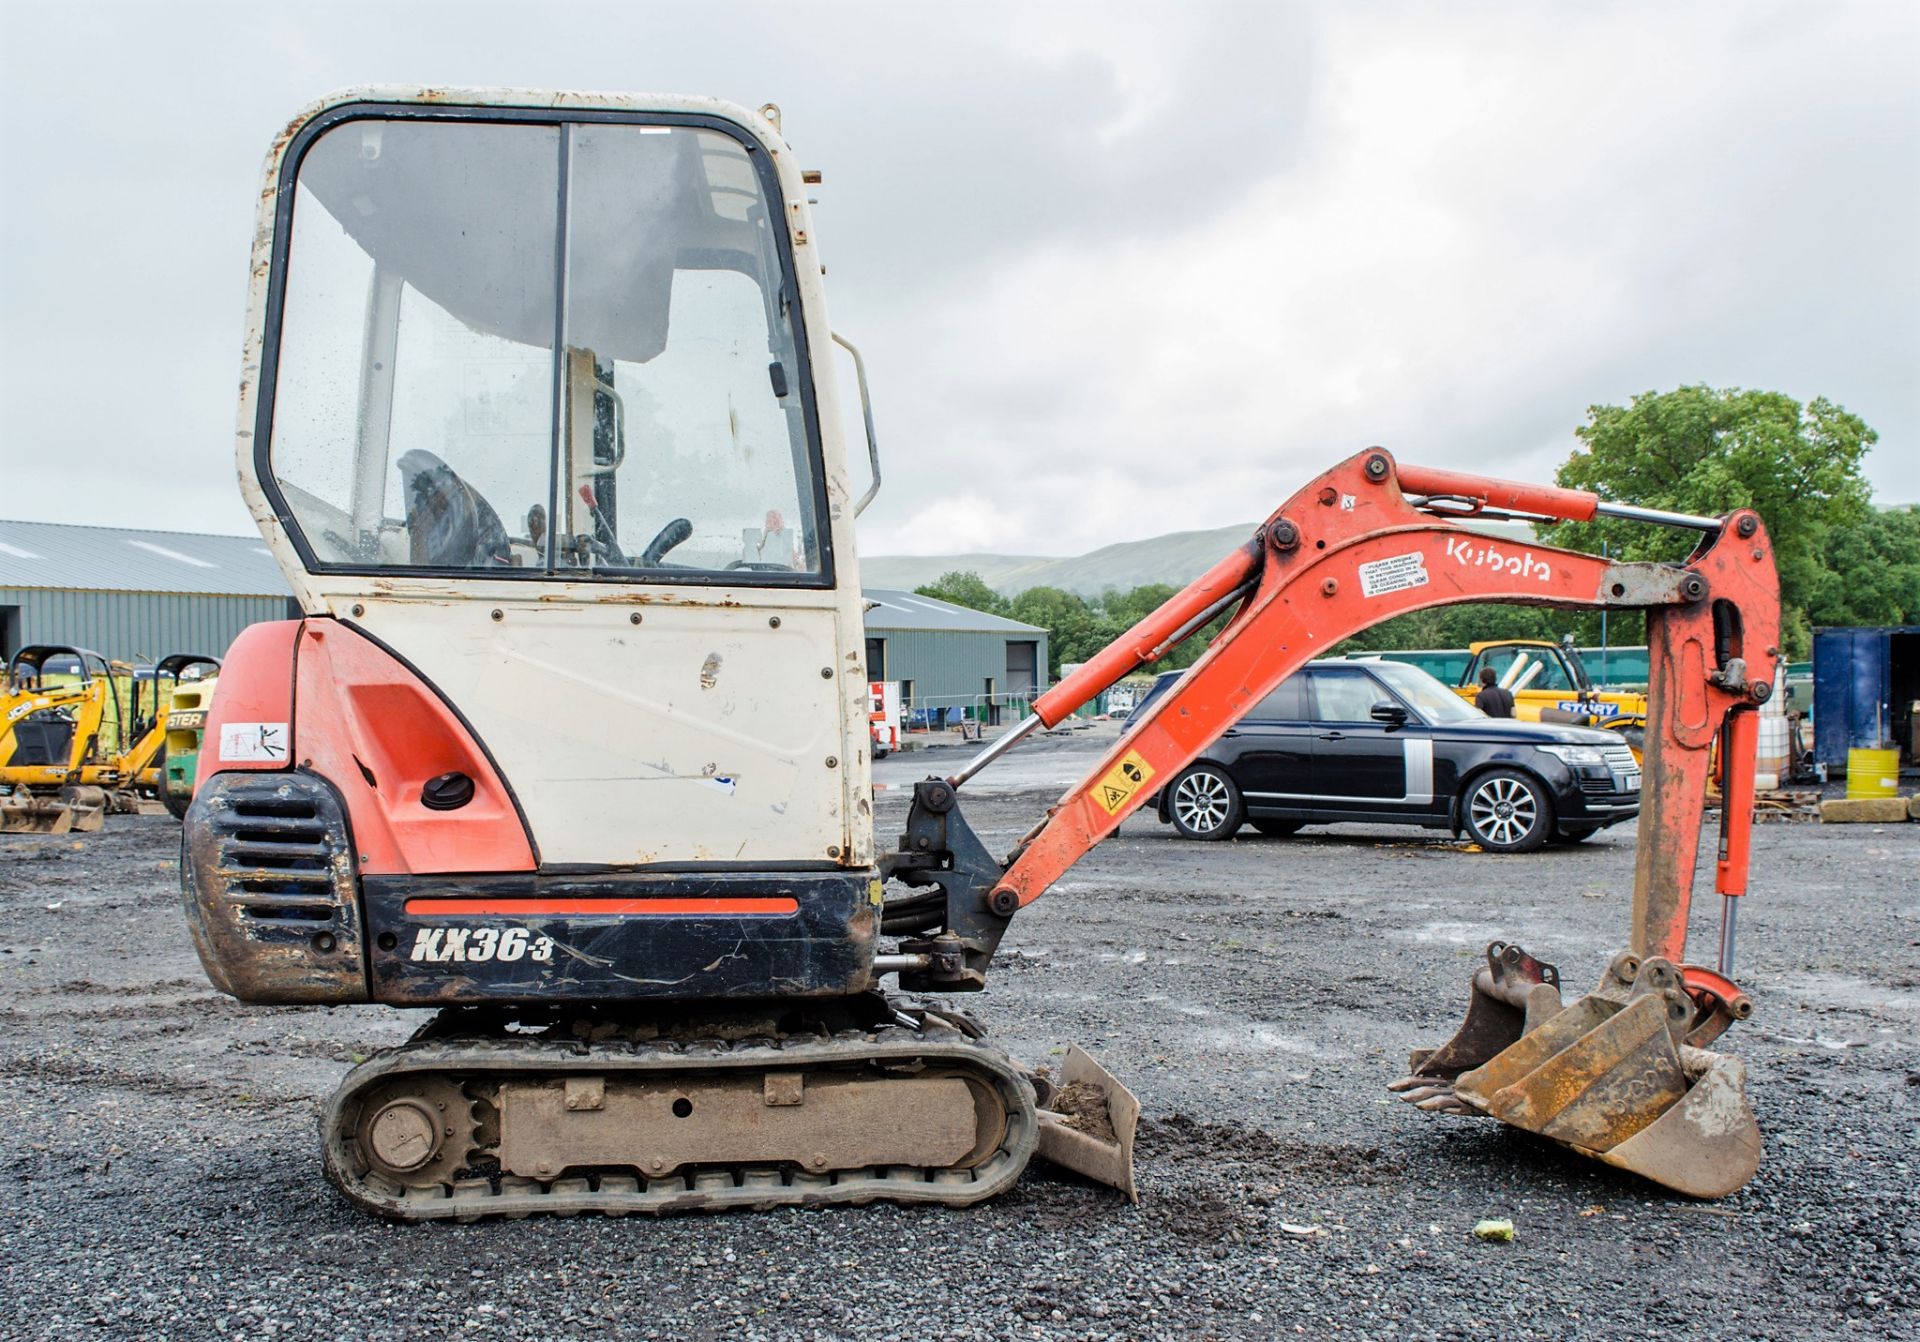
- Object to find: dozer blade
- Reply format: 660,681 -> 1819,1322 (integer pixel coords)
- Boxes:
1403,948 -> 1762,1199
1033,1044 -> 1140,1203
1,794 -> 75,835
61,786 -> 108,830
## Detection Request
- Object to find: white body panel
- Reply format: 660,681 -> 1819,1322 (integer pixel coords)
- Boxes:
233,89 -> 874,869
349,592 -> 861,866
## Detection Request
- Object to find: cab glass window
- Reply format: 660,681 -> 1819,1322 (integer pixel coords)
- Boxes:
264,114 -> 825,582
1370,661 -> 1479,723
1475,646 -> 1575,692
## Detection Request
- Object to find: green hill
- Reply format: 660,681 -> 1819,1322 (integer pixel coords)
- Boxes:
862,519 -> 1537,598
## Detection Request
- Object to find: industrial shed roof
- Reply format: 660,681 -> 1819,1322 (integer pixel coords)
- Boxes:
862,589 -> 1045,635
0,520 -> 293,597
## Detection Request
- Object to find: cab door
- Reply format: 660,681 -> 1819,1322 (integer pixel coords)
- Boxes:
1305,669 -> 1434,815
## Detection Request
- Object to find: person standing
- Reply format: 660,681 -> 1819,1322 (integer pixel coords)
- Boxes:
1476,666 -> 1516,718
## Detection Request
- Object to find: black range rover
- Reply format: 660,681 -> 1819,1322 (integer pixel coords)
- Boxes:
1133,659 -> 1641,852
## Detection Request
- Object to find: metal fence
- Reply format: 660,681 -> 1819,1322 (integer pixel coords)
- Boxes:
898,692 -> 1035,738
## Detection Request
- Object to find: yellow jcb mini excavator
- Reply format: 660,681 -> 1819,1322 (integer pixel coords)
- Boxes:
182,89 -> 1777,1220
1,648 -> 219,830
80,653 -> 223,815
162,664 -> 221,819
2,646 -> 115,833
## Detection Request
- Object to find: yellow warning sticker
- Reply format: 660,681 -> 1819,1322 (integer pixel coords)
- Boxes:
1092,750 -> 1156,816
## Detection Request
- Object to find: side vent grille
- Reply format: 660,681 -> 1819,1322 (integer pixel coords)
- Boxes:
221,795 -> 339,922
182,770 -> 367,1004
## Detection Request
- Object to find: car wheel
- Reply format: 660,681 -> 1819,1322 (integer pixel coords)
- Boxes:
1167,764 -> 1244,841
1250,818 -> 1304,837
162,789 -> 191,821
1463,769 -> 1552,853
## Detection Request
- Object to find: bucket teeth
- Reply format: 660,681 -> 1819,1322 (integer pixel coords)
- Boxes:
1389,941 -> 1563,1102
1398,946 -> 1762,1199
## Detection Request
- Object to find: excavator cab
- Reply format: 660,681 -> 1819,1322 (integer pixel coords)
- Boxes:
82,653 -> 225,814
1459,638 -> 1649,750
203,91 -> 878,989
182,89 -> 1110,1219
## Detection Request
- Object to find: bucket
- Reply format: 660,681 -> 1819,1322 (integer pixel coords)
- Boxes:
1846,747 -> 1900,799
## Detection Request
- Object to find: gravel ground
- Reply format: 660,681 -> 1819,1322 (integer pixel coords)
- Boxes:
2,728 -> 1916,1341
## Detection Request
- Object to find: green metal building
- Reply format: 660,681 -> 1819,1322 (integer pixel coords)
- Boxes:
0,520 -> 296,664
861,589 -> 1048,726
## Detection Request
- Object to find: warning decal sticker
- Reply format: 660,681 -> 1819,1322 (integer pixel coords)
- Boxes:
1357,551 -> 1430,598
219,721 -> 289,763
1092,750 -> 1156,816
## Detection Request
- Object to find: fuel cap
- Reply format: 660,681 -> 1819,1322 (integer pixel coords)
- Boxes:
420,771 -> 475,811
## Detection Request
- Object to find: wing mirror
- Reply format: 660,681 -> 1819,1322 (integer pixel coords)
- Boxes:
1370,702 -> 1408,728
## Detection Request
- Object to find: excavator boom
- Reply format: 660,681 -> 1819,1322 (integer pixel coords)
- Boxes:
900,447 -> 1778,1197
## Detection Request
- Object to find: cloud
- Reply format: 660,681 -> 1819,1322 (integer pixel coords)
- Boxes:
1,1 -> 1913,561
850,1 -> 1920,553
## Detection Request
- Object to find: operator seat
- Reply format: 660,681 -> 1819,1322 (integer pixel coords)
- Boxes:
396,449 -> 512,568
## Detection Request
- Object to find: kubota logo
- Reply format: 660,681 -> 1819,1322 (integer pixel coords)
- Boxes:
408,927 -> 555,964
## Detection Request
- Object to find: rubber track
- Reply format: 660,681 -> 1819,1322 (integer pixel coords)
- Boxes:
320,1017 -> 1040,1222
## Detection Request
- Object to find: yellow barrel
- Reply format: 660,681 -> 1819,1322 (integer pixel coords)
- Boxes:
1846,747 -> 1900,798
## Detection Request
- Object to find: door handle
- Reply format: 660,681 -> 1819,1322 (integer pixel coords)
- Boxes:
1317,731 -> 1345,741
832,332 -> 882,516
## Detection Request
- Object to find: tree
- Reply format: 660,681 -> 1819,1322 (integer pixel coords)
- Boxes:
1803,506 -> 1920,628
1100,584 -> 1180,628
914,570 -> 1010,618
1534,386 -> 1876,656
1010,586 -> 1101,676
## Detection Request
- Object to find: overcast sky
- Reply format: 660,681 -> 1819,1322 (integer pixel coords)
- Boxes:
3,1 -> 1915,559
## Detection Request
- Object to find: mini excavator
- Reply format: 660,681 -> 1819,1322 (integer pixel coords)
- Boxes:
3,648 -> 218,831
183,89 -> 1777,1219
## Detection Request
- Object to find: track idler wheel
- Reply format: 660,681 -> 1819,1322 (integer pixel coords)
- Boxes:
353,1076 -> 476,1189
1393,945 -> 1762,1199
